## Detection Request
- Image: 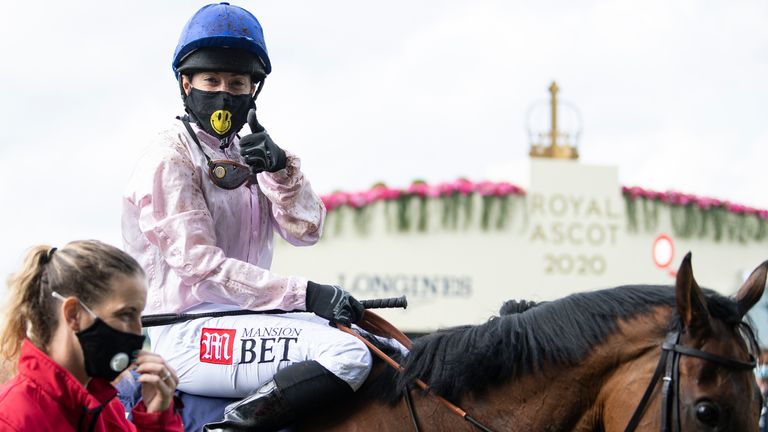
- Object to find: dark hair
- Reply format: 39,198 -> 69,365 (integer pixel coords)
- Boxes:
0,240 -> 144,365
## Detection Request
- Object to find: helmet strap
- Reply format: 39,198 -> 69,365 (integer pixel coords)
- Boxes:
253,78 -> 265,100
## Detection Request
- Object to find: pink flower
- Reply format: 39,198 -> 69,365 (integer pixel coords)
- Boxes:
497,182 -> 524,196
475,181 -> 497,196
436,182 -> 458,196
695,197 -> 721,210
643,190 -> 661,200
455,178 -> 475,195
361,188 -> 383,202
426,185 -> 441,198
622,186 -> 644,200
320,195 -> 335,211
364,185 -> 399,202
496,183 -> 513,196
677,193 -> 693,206
726,203 -> 746,214
321,191 -> 351,211
407,182 -> 430,197
381,187 -> 402,200
348,192 -> 369,209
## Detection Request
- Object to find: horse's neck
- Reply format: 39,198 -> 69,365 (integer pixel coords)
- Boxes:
453,307 -> 673,431
582,307 -> 674,431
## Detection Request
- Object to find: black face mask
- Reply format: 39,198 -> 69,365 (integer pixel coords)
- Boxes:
52,292 -> 146,381
185,88 -> 255,140
76,318 -> 146,381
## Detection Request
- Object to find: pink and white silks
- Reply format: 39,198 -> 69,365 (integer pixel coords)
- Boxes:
122,121 -> 371,397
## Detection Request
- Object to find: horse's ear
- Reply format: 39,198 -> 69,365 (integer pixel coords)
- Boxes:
734,260 -> 768,318
675,252 -> 710,331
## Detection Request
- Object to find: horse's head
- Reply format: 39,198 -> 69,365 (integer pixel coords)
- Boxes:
672,253 -> 767,431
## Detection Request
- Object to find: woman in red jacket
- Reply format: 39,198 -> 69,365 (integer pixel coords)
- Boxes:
0,240 -> 183,431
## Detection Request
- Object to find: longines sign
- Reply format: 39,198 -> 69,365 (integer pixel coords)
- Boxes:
340,273 -> 473,300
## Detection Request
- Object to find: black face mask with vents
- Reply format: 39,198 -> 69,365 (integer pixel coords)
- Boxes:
76,317 -> 146,381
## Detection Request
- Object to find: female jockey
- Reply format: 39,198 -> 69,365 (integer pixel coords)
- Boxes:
121,2 -> 371,430
0,241 -> 182,431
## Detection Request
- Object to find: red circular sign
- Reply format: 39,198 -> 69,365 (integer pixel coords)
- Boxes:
652,234 -> 675,269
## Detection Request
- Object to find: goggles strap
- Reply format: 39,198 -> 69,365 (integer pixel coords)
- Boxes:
181,119 -> 214,169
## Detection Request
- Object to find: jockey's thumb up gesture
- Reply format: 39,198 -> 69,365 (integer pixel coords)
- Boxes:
133,351 -> 179,413
239,109 -> 287,174
306,282 -> 364,327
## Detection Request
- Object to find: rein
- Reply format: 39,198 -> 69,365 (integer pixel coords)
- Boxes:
339,312 -> 494,432
624,326 -> 757,432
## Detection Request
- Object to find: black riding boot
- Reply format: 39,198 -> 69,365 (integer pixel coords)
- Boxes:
203,361 -> 353,432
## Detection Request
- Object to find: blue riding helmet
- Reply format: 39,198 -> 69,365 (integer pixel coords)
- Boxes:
173,2 -> 271,79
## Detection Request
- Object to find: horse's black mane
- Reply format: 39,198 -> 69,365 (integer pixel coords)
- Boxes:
499,299 -> 542,315
365,284 -> 742,404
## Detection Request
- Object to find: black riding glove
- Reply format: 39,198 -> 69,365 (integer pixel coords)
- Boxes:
305,281 -> 364,327
239,109 -> 287,174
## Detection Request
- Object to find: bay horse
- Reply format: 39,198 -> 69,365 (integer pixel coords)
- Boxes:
285,254 -> 767,431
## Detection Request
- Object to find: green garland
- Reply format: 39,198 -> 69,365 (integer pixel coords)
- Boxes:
623,196 -> 767,243
326,193 -> 522,236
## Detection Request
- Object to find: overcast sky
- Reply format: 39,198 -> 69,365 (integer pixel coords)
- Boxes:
0,0 -> 766,280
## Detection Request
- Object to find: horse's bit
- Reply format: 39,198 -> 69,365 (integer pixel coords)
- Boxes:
624,326 -> 757,432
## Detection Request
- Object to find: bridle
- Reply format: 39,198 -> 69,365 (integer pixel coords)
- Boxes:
624,323 -> 758,432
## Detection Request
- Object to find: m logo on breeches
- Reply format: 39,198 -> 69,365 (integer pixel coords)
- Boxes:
200,328 -> 236,365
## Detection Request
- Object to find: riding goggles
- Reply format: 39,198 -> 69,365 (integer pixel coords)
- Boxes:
182,119 -> 257,190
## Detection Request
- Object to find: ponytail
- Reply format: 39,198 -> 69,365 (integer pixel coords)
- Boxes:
0,245 -> 56,365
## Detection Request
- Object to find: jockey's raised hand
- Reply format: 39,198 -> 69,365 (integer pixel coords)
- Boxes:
239,109 -> 287,174
305,282 -> 364,327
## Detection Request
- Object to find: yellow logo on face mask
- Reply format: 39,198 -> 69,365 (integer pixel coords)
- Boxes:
210,110 -> 232,135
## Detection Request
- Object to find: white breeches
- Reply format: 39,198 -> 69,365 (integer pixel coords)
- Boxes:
147,313 -> 372,398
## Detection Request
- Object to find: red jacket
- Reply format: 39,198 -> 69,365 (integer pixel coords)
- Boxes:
0,339 -> 183,431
